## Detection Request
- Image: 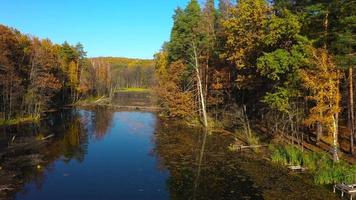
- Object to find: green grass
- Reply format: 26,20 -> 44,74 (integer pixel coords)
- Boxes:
0,115 -> 40,126
116,87 -> 151,93
269,144 -> 356,184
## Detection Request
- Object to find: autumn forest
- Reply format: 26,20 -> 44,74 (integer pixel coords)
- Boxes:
0,0 -> 356,199
156,0 -> 354,156
0,25 -> 154,124
154,0 -> 356,187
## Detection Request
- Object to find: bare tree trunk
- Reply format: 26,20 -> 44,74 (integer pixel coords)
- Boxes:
288,113 -> 295,144
2,90 -> 5,119
8,78 -> 12,119
205,57 -> 209,102
323,11 -> 329,49
332,113 -> 339,162
316,118 -> 323,145
4,85 -> 8,120
332,77 -> 340,162
349,67 -> 354,154
243,104 -> 251,137
193,44 -> 208,129
109,83 -> 114,101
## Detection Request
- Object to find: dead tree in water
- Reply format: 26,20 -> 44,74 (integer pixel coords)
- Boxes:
192,43 -> 209,130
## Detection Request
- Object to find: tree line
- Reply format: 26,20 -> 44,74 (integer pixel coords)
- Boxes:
0,25 -> 156,123
155,0 -> 355,161
89,57 -> 155,97
0,25 -> 90,122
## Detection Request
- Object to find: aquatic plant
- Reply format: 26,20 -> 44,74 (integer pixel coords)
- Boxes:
270,144 -> 356,185
270,144 -> 288,165
315,161 -> 346,184
301,152 -> 318,171
285,145 -> 303,166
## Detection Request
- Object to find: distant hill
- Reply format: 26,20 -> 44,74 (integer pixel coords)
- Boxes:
90,57 -> 154,69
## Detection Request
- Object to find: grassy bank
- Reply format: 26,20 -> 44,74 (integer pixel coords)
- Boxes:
208,112 -> 356,185
0,116 -> 40,126
270,144 -> 356,184
116,87 -> 151,93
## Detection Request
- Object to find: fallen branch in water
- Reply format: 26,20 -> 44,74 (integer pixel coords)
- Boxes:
41,134 -> 54,141
239,145 -> 268,148
94,96 -> 107,103
0,185 -> 14,191
233,145 -> 268,151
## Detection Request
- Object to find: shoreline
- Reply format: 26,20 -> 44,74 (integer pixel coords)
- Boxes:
76,103 -> 161,112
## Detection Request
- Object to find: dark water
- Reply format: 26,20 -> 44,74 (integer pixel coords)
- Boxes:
0,108 -> 339,200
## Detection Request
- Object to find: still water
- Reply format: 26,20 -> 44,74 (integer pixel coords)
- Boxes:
0,108 -> 338,200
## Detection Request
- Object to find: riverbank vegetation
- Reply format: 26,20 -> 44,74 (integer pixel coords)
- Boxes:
154,119 -> 338,199
0,25 -> 155,124
270,144 -> 356,184
154,0 -> 355,178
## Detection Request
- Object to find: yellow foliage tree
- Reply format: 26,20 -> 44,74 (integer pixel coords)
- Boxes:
299,48 -> 342,162
222,0 -> 269,69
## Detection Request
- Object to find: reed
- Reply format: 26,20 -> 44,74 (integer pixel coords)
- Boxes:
270,144 -> 356,185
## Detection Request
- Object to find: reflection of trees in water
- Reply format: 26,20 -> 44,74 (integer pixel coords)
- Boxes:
91,108 -> 114,140
153,120 -> 340,200
153,120 -> 263,200
61,111 -> 88,162
40,109 -> 89,163
0,109 -> 90,199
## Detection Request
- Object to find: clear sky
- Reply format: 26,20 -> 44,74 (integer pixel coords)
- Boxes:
0,0 -> 192,59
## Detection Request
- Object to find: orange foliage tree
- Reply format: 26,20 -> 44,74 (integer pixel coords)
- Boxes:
155,59 -> 195,119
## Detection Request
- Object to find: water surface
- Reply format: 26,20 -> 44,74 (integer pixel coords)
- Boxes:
0,108 -> 339,200
0,109 -> 168,200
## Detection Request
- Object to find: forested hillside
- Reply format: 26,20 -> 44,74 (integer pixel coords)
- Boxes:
0,25 -> 155,124
155,0 -> 355,164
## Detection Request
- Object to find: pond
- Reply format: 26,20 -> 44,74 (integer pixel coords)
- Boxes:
0,108 -> 339,200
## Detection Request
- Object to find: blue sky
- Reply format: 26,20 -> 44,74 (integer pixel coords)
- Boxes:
0,0 -> 193,59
